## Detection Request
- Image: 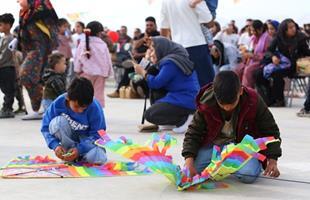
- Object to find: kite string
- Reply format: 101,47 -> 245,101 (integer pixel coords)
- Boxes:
231,173 -> 310,185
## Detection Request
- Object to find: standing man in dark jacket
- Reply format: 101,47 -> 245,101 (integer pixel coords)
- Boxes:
182,71 -> 282,184
132,16 -> 160,63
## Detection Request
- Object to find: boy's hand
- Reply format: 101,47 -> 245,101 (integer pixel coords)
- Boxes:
62,148 -> 79,162
264,159 -> 280,178
54,146 -> 66,160
185,157 -> 198,177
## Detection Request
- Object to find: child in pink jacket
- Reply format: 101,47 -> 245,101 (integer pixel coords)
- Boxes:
74,21 -> 113,107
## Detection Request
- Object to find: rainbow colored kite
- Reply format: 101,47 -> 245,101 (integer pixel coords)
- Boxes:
0,155 -> 150,179
95,131 -> 279,190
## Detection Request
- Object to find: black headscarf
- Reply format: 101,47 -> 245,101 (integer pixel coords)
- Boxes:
152,36 -> 194,76
212,40 -> 225,67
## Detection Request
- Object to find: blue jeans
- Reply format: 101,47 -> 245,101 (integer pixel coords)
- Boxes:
49,116 -> 107,164
194,145 -> 262,184
205,0 -> 218,18
186,45 -> 215,87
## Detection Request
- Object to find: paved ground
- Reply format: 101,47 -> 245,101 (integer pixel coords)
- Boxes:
0,84 -> 309,200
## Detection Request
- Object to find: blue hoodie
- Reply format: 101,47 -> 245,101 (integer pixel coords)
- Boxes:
41,94 -> 106,155
147,60 -> 200,110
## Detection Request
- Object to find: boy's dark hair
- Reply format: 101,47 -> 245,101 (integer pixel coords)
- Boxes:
48,52 -> 65,69
213,71 -> 241,105
58,18 -> 69,27
67,77 -> 94,107
0,13 -> 15,27
145,16 -> 156,24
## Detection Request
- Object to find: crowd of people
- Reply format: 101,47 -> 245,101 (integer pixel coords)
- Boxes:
0,1 -> 309,120
0,0 -> 309,184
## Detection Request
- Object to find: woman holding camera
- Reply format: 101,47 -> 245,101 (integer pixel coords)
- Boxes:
133,36 -> 199,134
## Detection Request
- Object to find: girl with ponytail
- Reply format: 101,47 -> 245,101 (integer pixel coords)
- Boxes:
74,21 -> 113,107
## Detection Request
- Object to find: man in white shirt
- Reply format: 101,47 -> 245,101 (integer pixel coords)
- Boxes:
160,0 -> 215,87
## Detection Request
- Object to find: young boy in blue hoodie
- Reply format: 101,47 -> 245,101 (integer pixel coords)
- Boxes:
41,77 -> 107,164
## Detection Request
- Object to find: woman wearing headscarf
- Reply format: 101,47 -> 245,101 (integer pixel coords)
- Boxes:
211,39 -> 240,74
267,20 -> 280,38
235,20 -> 272,89
256,19 -> 310,107
134,36 -> 200,134
17,0 -> 58,120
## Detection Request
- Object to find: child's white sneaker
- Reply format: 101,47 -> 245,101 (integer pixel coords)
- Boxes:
22,112 -> 42,120
172,115 -> 193,134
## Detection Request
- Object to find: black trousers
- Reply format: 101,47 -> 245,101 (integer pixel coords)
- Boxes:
305,84 -> 310,111
255,68 -> 290,105
144,102 -> 195,127
15,77 -> 25,108
0,67 -> 16,111
117,67 -> 135,91
255,68 -> 272,105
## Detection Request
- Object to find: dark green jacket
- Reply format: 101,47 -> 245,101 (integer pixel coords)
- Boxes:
43,69 -> 66,100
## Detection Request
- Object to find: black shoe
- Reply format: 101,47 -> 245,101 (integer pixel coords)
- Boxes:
0,110 -> 15,118
297,108 -> 310,118
270,100 -> 286,107
14,107 -> 27,115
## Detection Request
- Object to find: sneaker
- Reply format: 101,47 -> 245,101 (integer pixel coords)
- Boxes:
0,109 -> 15,119
158,125 -> 176,132
201,24 -> 214,46
297,108 -> 310,118
22,112 -> 42,120
138,124 -> 159,133
107,91 -> 120,98
173,115 -> 193,134
270,100 -> 286,107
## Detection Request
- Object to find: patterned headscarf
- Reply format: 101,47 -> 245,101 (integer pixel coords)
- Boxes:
19,0 -> 58,49
19,0 -> 58,27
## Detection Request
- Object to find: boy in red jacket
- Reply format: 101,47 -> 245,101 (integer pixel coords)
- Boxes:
182,71 -> 282,183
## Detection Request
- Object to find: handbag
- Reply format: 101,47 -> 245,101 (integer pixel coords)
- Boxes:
296,57 -> 310,75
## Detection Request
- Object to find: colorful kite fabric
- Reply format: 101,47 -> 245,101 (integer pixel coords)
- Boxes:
95,131 -> 279,191
0,155 -> 151,179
